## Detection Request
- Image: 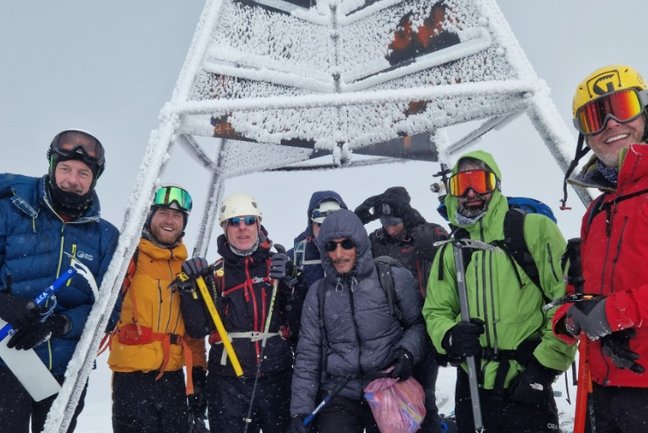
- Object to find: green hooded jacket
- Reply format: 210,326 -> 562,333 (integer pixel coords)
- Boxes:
422,150 -> 576,390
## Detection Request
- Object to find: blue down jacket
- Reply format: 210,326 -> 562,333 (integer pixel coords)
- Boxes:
0,174 -> 118,376
290,209 -> 425,416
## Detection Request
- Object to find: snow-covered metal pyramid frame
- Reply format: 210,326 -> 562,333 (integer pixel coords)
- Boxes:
44,1 -> 587,429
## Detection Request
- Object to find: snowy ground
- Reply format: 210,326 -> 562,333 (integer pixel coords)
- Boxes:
76,353 -> 577,432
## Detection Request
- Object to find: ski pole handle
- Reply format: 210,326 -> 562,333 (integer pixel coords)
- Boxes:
0,266 -> 78,342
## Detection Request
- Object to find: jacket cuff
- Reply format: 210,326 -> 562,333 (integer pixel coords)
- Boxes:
551,304 -> 577,345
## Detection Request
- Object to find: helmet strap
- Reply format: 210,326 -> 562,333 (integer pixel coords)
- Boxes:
560,133 -> 589,210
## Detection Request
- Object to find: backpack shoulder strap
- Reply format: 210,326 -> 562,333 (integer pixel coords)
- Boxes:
374,256 -> 403,322
502,208 -> 541,288
317,277 -> 329,383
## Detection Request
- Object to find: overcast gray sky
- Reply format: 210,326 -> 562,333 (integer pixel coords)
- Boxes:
2,1 -> 646,246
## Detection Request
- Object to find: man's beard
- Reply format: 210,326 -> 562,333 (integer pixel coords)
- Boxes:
457,201 -> 488,219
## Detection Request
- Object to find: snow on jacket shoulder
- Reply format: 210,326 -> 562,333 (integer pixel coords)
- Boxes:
0,173 -> 119,376
290,209 -> 425,416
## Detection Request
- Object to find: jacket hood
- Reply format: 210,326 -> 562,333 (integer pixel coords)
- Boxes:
444,150 -> 506,229
316,209 -> 373,279
295,190 -> 347,242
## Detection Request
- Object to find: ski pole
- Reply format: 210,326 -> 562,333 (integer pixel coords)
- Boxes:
303,376 -> 350,426
191,273 -> 244,377
0,264 -> 78,342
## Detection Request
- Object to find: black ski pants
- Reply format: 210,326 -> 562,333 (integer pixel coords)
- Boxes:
112,370 -> 189,433
0,366 -> 87,433
414,339 -> 442,433
585,383 -> 648,433
454,368 -> 559,433
316,394 -> 380,433
207,370 -> 291,433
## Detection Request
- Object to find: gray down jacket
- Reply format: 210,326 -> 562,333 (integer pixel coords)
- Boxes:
290,209 -> 426,416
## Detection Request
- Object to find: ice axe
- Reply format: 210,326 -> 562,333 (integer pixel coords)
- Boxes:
434,237 -> 500,433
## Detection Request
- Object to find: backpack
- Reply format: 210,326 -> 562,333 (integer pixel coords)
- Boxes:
437,196 -> 557,291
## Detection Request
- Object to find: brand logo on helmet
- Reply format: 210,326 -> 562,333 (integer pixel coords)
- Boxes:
587,70 -> 622,97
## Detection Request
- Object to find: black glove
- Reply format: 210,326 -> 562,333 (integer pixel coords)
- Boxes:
509,357 -> 559,405
289,414 -> 311,433
565,297 -> 611,340
188,368 -> 207,419
601,329 -> 645,374
354,196 -> 380,224
270,253 -> 298,286
442,319 -> 485,361
7,313 -> 69,350
390,348 -> 414,380
0,293 -> 40,328
181,258 -> 210,279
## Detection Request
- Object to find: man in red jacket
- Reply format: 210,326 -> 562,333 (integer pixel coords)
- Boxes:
553,64 -> 648,432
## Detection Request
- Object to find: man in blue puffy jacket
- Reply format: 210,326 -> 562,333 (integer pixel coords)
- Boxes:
0,129 -> 119,432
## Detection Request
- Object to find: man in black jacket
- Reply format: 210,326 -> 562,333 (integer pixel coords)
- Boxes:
355,186 -> 449,433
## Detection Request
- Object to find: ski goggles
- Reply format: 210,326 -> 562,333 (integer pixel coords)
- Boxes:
50,130 -> 105,166
153,185 -> 193,214
448,170 -> 497,197
227,215 -> 258,226
311,208 -> 337,221
324,238 -> 355,252
574,89 -> 647,135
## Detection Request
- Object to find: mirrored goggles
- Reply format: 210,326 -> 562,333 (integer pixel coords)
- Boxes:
227,215 -> 258,226
51,130 -> 105,165
574,89 -> 647,136
153,186 -> 193,214
448,170 -> 497,197
324,239 -> 355,252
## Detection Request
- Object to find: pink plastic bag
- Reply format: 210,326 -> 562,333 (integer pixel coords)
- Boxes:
364,376 -> 426,433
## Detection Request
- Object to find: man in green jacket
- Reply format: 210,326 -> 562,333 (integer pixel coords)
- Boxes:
422,150 -> 576,433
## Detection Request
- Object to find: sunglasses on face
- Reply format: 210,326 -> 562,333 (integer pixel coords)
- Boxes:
227,216 -> 257,226
153,186 -> 193,213
574,89 -> 647,136
448,169 -> 497,197
324,239 -> 355,252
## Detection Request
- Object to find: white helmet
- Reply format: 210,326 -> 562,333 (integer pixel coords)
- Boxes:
311,200 -> 341,224
219,193 -> 262,225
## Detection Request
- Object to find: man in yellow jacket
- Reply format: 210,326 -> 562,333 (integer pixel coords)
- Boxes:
108,185 -> 207,433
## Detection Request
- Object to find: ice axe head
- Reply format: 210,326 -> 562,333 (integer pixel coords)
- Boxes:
433,237 -> 499,252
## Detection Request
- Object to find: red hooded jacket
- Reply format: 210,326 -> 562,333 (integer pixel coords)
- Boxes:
554,144 -> 648,387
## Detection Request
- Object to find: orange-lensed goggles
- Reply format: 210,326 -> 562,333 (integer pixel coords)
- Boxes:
574,89 -> 646,136
448,170 -> 497,197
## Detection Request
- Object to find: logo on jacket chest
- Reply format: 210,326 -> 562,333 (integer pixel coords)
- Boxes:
76,251 -> 95,261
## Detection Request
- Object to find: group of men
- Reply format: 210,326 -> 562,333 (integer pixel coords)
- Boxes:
0,63 -> 647,433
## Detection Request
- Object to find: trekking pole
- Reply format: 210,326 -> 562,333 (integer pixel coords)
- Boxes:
243,244 -> 285,433
303,375 -> 351,426
434,238 -> 497,433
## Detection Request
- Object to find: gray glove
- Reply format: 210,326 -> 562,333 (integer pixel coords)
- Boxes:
270,253 -> 298,286
181,258 -> 210,279
565,297 -> 611,341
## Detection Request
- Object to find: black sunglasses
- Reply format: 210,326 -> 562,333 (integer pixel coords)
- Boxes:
324,239 -> 355,252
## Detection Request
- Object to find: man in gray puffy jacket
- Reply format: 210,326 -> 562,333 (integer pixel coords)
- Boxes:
289,209 -> 426,433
